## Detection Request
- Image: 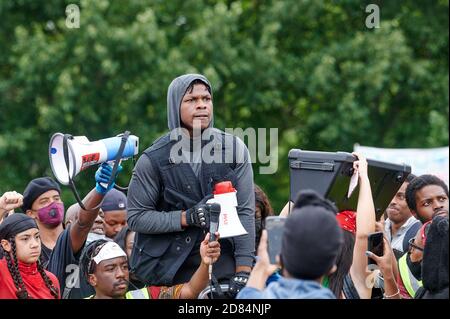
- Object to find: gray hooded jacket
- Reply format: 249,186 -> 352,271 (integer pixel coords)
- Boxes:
127,74 -> 255,279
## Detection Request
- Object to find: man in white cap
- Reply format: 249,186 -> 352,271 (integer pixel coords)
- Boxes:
81,232 -> 221,299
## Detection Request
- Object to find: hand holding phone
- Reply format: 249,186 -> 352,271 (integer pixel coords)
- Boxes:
265,216 -> 286,264
367,231 -> 384,270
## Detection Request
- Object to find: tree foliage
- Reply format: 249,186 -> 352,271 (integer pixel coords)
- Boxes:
0,0 -> 448,211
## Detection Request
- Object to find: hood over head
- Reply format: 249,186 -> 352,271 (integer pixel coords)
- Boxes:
167,74 -> 213,130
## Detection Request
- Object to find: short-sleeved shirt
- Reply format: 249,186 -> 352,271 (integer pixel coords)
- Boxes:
385,216 -> 420,253
46,224 -> 94,299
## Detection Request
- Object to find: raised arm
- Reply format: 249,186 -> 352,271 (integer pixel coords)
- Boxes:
70,163 -> 122,253
0,191 -> 23,224
179,232 -> 221,299
349,152 -> 376,299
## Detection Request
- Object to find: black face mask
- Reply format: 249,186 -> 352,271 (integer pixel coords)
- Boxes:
255,217 -> 263,247
406,253 -> 422,280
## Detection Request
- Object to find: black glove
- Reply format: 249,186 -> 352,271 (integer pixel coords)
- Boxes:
185,204 -> 211,229
185,194 -> 213,229
228,271 -> 250,298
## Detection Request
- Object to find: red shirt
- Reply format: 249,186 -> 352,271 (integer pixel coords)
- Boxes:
0,258 -> 61,299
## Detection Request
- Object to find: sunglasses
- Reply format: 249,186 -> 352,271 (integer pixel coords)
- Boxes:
408,238 -> 424,252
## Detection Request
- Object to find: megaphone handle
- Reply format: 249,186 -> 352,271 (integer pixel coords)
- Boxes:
99,160 -> 122,189
63,131 -> 130,212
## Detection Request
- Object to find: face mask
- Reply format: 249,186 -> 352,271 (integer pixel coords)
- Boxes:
406,252 -> 422,280
255,217 -> 263,247
86,232 -> 107,245
38,202 -> 64,227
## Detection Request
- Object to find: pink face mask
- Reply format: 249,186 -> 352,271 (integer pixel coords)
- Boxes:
37,202 -> 64,226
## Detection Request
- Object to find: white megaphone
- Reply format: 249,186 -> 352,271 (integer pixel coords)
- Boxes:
49,133 -> 139,185
206,181 -> 248,239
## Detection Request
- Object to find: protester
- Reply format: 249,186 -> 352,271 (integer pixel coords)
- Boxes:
327,210 -> 357,298
81,232 -> 220,299
237,190 -> 343,299
406,174 -> 449,223
0,213 -> 60,299
101,189 -> 127,239
127,74 -> 255,297
114,225 -> 135,260
396,221 -> 430,298
254,184 -> 274,248
114,225 -> 143,290
385,174 -> 421,257
65,203 -> 107,245
43,163 -> 122,299
324,153 -> 377,299
415,215 -> 449,299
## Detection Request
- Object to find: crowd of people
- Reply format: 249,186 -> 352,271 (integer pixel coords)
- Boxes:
0,74 -> 448,299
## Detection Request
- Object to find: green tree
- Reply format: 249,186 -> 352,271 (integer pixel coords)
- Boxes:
0,0 -> 448,212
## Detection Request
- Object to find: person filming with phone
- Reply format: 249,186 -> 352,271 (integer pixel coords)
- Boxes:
365,235 -> 401,299
237,190 -> 343,299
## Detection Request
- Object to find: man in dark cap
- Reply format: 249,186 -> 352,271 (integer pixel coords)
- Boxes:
127,74 -> 255,297
101,189 -> 127,239
237,190 -> 343,299
21,176 -> 65,265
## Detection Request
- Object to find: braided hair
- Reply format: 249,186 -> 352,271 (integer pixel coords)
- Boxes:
37,259 -> 59,298
79,239 -> 110,284
5,238 -> 30,299
3,237 -> 59,299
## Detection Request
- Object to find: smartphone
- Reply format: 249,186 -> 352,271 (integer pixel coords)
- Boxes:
265,216 -> 286,264
367,232 -> 384,270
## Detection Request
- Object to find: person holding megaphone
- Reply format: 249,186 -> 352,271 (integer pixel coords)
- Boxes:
127,74 -> 256,298
12,162 -> 123,298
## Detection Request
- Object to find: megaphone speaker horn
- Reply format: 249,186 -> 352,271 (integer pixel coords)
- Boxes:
49,133 -> 139,185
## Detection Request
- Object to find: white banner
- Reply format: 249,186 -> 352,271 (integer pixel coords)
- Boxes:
354,144 -> 449,186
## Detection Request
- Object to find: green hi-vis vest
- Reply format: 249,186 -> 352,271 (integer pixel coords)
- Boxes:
399,254 -> 423,298
84,288 -> 150,299
125,288 -> 150,299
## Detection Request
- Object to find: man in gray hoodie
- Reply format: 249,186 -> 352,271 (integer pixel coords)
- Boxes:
127,74 -> 255,297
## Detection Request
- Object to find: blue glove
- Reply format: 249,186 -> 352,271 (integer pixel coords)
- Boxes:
95,162 -> 123,195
